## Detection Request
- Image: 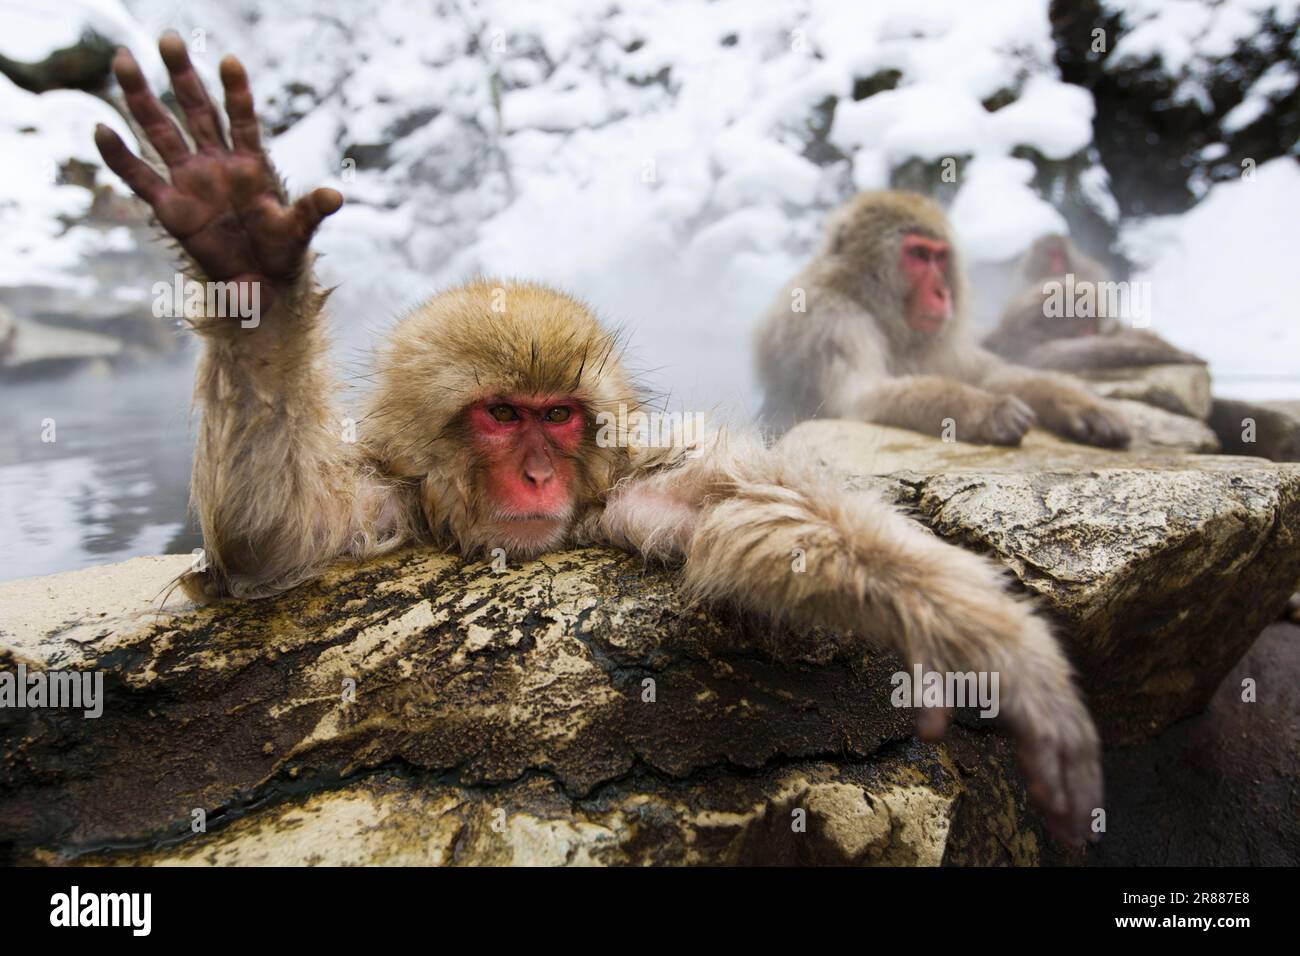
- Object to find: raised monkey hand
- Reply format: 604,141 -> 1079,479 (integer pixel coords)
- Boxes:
92,32 -> 341,316
90,33 -> 379,600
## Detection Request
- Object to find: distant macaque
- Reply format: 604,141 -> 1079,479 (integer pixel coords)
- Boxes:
983,234 -> 1204,371
756,191 -> 1130,448
90,34 -> 1101,844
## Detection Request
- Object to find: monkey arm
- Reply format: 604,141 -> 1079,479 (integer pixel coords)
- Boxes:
962,348 -> 1131,449
981,298 -> 1063,363
186,277 -> 415,599
90,35 -> 413,598
602,436 -> 1101,845
979,322 -> 1029,361
832,374 -> 993,431
1023,330 -> 1206,371
825,375 -> 1039,447
756,288 -> 1034,443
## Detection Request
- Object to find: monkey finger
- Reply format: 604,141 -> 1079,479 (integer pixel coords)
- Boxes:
1019,732 -> 1069,818
112,48 -> 190,166
986,426 -> 1025,447
159,31 -> 228,151
984,401 -> 1035,445
1006,395 -> 1037,425
1066,756 -> 1103,845
1044,752 -> 1093,847
1069,407 -> 1129,449
219,55 -> 261,155
94,123 -> 170,205
1047,760 -> 1090,845
914,705 -> 953,742
1091,409 -> 1131,448
294,188 -> 344,234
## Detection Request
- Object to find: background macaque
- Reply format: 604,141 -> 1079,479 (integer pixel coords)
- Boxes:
983,234 -> 1205,371
93,33 -> 1102,844
756,191 -> 1131,448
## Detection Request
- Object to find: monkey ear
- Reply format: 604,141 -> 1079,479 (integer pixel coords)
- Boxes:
821,207 -> 853,256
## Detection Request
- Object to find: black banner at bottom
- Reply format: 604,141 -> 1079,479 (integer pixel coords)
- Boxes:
0,865 -> 1278,941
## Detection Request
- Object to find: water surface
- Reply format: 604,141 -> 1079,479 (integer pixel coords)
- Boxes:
0,356 -> 201,583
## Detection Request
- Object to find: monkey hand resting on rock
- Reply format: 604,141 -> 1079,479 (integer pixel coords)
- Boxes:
91,33 -> 1101,844
756,191 -> 1131,448
983,233 -> 1206,372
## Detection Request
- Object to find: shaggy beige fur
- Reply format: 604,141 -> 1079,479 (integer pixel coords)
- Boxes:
754,190 -> 1131,448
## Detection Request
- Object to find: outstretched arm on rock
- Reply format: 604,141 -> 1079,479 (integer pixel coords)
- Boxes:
601,434 -> 1102,845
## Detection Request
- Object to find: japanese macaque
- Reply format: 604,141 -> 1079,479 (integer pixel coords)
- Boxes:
983,234 -> 1205,371
756,191 -> 1131,448
92,33 -> 1101,844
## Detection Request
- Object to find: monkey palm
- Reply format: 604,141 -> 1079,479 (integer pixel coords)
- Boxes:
94,32 -> 1102,847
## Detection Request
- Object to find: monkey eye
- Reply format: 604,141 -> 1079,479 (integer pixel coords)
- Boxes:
908,246 -> 931,262
489,404 -> 519,422
544,406 -> 571,423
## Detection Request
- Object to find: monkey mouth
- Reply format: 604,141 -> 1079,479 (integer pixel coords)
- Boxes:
493,509 -> 571,525
908,314 -> 947,335
481,508 -> 574,556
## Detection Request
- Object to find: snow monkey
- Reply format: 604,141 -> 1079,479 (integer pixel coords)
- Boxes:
983,233 -> 1205,371
91,33 -> 1100,845
756,191 -> 1132,447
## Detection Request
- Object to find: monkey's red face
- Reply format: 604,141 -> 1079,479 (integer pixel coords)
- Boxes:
1047,244 -> 1067,275
467,395 -> 587,553
900,234 -> 952,335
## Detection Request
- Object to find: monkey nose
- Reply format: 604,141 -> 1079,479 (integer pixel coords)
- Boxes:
524,461 -> 555,488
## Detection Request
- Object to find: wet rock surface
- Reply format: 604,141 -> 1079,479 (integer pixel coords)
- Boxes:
3,421 -> 1299,865
0,551 -> 1041,866
781,421 -> 1300,745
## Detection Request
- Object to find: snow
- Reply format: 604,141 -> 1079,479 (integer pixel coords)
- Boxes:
1122,158 -> 1300,400
987,77 -> 1095,160
1222,61 -> 1300,133
833,84 -> 990,161
950,156 -> 1070,263
0,0 -> 1296,413
1106,0 -> 1300,110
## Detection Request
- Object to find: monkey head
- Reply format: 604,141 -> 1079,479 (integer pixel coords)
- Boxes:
898,233 -> 952,335
1021,234 -> 1071,282
365,280 -> 635,559
1017,234 -> 1115,337
820,190 -> 964,346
